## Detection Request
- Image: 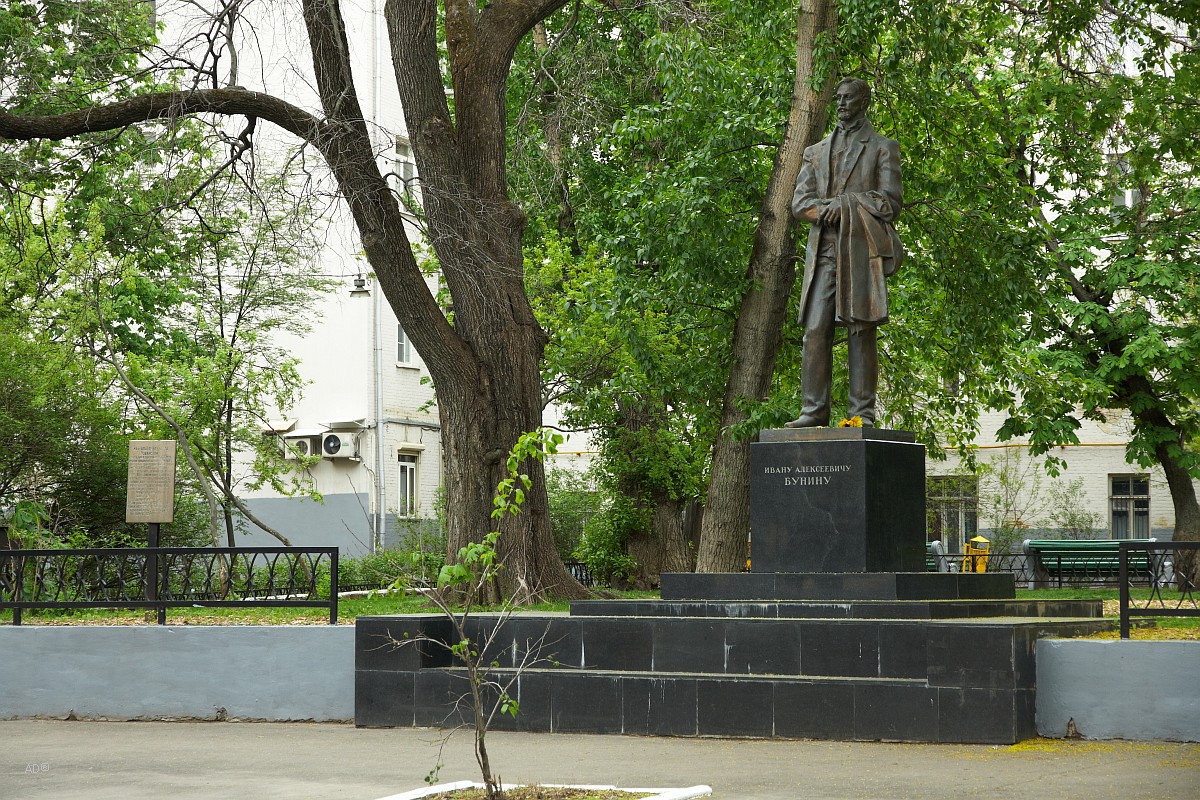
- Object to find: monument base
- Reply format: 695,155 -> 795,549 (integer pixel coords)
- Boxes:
751,427 -> 925,573
659,571 -> 1016,601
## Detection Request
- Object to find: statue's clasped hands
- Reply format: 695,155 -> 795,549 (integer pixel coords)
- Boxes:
817,201 -> 841,226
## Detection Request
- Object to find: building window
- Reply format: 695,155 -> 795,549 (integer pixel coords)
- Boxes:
397,453 -> 419,517
395,137 -> 417,190
397,324 -> 412,365
927,475 -> 978,555
1110,475 -> 1149,539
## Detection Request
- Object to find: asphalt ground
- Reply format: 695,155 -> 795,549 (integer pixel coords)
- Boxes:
3,720 -> 1198,800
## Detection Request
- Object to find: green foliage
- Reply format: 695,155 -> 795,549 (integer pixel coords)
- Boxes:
0,305 -> 134,541
571,495 -> 638,584
525,234 -> 708,577
2,0 -> 334,547
544,467 -> 599,560
977,449 -> 1104,553
516,2 -> 1200,547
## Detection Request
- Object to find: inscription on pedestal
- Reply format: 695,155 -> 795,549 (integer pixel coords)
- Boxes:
750,432 -> 924,573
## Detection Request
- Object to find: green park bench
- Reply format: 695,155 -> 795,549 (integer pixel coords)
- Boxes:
1021,538 -> 1163,589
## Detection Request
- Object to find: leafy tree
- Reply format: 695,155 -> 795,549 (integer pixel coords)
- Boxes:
526,234 -> 704,585
1,0 -> 593,600
2,1 -> 332,548
510,0 -> 838,571
855,3 -> 1200,555
0,318 -> 131,542
515,0 -> 1200,578
71,172 -> 333,548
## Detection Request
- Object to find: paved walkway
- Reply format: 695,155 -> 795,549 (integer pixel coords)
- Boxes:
3,720 -> 1197,800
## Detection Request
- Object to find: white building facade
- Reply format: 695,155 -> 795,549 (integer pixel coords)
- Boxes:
926,409 -> 1195,556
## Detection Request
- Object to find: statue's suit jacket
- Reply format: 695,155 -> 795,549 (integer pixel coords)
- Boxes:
792,120 -> 904,326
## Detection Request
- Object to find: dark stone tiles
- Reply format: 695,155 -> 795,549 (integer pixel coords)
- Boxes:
878,623 -> 928,679
926,625 -> 1017,689
355,669 -> 415,728
372,665 -> 1030,743
658,572 -> 1016,602
724,620 -> 802,675
652,618 -> 727,673
646,677 -> 698,736
580,617 -> 653,671
937,687 -> 1017,744
750,439 -> 926,573
697,679 -> 774,737
549,672 -> 623,733
660,572 -> 776,601
355,616 -> 453,671
413,668 -> 466,728
500,671 -> 553,732
853,682 -> 939,741
774,681 -> 856,740
801,621 -> 880,677
567,598 -> 1102,621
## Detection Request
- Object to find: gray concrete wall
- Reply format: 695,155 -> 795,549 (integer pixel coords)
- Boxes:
1037,639 -> 1200,742
0,626 -> 354,722
239,492 -> 374,557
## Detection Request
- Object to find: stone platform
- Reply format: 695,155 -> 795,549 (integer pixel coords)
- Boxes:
354,426 -> 1113,743
355,585 -> 1113,743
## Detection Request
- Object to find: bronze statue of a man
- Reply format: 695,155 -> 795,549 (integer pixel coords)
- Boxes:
787,78 -> 904,428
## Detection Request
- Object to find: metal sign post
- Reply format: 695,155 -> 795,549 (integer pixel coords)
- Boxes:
126,440 -> 177,624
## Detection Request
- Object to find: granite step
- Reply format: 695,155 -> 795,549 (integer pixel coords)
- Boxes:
357,665 -> 1036,743
357,614 -> 1113,686
660,571 -> 1016,601
568,599 -> 1104,620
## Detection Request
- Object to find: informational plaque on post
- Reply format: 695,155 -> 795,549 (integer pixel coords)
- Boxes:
125,440 -> 177,523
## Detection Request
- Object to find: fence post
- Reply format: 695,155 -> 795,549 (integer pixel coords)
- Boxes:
329,548 -> 339,625
1119,542 -> 1130,639
11,554 -> 22,626
147,524 -> 166,625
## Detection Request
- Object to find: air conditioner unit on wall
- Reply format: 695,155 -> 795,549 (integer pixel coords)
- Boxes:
281,436 -> 319,460
322,432 -> 358,458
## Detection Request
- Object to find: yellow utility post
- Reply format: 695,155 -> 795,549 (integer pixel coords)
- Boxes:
963,535 -> 990,573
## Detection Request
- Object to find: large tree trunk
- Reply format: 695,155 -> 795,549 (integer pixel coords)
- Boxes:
386,0 -> 585,600
695,0 -> 838,573
1129,398 -> 1200,588
624,493 -> 692,589
610,397 -> 695,589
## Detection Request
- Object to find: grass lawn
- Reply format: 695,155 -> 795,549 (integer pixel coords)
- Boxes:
0,588 -> 659,626
1017,587 -> 1200,638
1,586 -> 1195,636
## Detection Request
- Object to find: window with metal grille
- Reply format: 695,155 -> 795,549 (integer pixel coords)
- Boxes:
1110,474 -> 1149,538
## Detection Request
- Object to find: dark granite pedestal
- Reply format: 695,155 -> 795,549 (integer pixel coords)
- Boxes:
751,428 -> 925,573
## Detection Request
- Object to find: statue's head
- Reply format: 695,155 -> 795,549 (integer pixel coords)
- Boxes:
835,78 -> 871,124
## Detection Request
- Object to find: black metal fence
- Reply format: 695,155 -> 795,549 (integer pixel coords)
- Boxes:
564,560 -> 598,588
0,547 -> 338,625
1119,541 -> 1200,639
925,539 -> 1195,590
